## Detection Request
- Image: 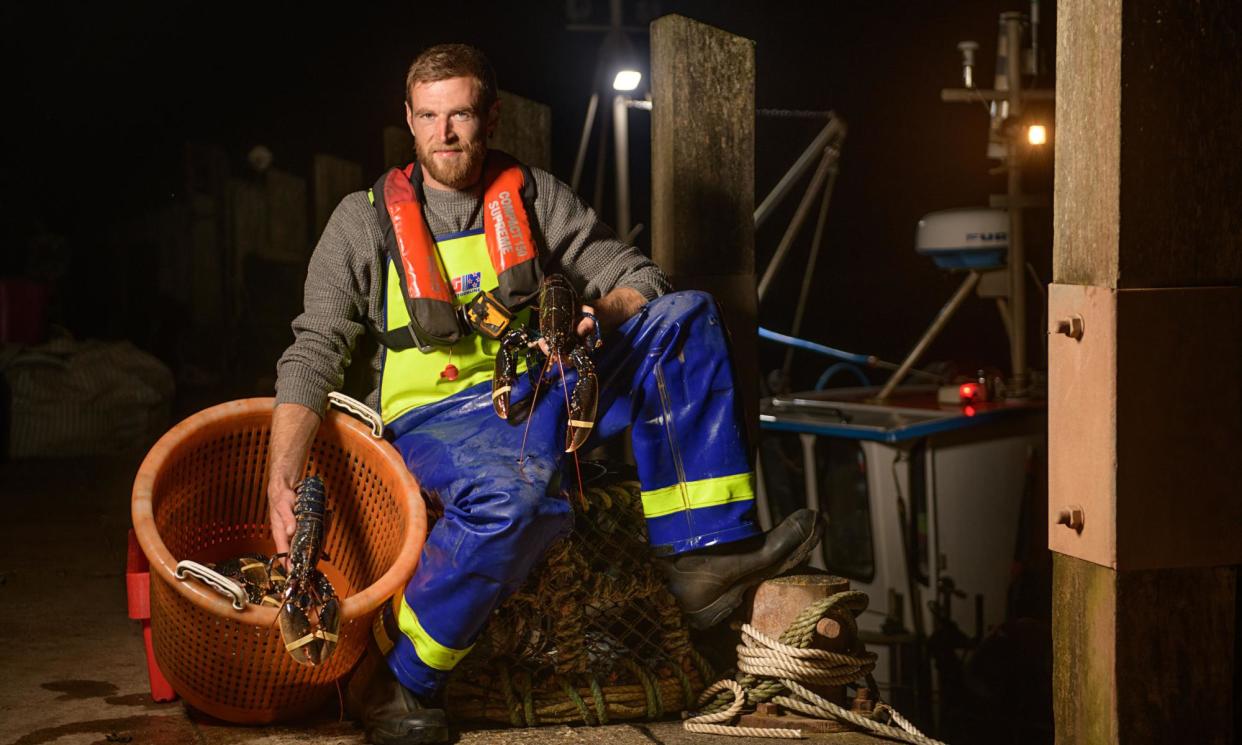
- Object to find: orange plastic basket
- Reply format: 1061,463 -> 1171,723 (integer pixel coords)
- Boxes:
131,398 -> 425,724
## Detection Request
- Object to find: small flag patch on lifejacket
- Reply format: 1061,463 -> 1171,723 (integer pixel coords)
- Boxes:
452,272 -> 482,297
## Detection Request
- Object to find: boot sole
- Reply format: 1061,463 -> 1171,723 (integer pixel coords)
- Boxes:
369,725 -> 450,745
684,517 -> 825,630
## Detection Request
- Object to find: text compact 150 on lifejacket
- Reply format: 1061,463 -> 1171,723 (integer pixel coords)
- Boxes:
371,150 -> 544,351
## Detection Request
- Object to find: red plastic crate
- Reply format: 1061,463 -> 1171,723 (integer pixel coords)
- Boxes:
126,529 -> 178,703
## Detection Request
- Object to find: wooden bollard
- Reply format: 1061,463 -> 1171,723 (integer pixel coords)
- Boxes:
740,574 -> 855,734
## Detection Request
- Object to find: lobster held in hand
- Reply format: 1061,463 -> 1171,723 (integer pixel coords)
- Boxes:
491,274 -> 600,453
278,475 -> 341,666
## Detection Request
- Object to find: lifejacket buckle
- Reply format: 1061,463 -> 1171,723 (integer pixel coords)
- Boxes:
406,323 -> 436,353
463,291 -> 515,340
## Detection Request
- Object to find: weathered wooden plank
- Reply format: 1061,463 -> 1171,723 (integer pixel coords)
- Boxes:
651,15 -> 758,436
264,168 -> 308,263
312,154 -> 363,239
1116,1 -> 1242,287
651,14 -> 755,279
490,90 -> 551,171
1053,0 -> 1121,288
1052,2 -> 1242,741
1055,0 -> 1242,288
1053,555 -> 1236,744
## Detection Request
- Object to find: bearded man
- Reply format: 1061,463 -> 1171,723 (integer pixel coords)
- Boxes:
269,43 -> 821,744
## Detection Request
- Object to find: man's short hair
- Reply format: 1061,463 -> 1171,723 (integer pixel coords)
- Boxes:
405,44 -> 498,113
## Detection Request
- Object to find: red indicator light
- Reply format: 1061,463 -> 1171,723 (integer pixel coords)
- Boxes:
959,383 -> 978,399
964,405 -> 977,417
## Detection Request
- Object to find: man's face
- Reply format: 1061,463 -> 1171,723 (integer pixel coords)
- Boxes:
405,76 -> 497,191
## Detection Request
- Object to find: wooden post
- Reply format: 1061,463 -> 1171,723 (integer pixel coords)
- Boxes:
1051,2 -> 1241,742
264,169 -> 307,263
312,154 -> 362,239
382,125 -> 414,170
490,90 -> 552,172
651,15 -> 758,442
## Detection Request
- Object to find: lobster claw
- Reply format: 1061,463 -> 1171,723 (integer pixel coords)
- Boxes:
279,597 -> 320,666
278,572 -> 340,667
493,328 -> 529,420
312,572 -> 340,664
316,597 -> 341,664
492,368 -> 513,420
565,347 -> 598,453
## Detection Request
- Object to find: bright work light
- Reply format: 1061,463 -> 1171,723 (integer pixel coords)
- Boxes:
612,70 -> 642,92
1027,124 -> 1047,146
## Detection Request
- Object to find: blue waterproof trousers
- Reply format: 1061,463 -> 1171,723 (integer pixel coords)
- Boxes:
380,291 -> 760,696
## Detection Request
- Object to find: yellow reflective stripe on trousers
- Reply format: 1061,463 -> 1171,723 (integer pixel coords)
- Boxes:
640,472 -> 755,518
395,594 -> 474,671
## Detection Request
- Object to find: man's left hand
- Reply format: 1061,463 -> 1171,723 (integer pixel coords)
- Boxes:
575,304 -> 599,346
585,286 -> 647,339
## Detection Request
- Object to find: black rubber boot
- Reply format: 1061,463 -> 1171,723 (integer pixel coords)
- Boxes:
657,508 -> 825,629
346,640 -> 450,744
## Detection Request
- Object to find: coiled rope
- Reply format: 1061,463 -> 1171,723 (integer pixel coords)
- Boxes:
684,680 -> 803,739
683,591 -> 946,744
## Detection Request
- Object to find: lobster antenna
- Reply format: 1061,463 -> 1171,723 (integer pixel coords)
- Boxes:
518,354 -> 553,467
557,359 -> 589,511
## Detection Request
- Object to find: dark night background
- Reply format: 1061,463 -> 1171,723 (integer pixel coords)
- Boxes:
2,0 -> 1055,406
0,4 -> 1057,740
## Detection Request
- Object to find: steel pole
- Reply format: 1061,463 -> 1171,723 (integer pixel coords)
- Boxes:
571,92 -> 599,194
754,116 -> 844,229
612,93 -> 631,240
782,159 -> 839,381
876,271 -> 981,401
757,148 -> 835,301
592,94 -> 610,214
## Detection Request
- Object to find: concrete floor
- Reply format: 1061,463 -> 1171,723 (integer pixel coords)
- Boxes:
0,451 -> 888,745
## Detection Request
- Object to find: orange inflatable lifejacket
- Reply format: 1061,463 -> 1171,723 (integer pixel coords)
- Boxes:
372,150 -> 543,350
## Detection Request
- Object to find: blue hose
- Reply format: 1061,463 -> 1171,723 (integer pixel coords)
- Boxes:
815,363 -> 870,390
757,327 -> 871,366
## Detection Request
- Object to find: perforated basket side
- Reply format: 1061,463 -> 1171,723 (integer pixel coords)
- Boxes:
132,398 -> 424,723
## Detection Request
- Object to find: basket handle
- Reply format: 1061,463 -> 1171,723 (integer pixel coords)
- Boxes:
328,392 -> 384,438
174,560 -> 248,612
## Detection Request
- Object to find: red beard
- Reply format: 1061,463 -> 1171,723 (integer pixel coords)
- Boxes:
417,135 -> 486,190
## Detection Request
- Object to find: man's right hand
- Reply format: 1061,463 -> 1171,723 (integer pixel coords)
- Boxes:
266,402 -> 323,562
268,478 -> 297,558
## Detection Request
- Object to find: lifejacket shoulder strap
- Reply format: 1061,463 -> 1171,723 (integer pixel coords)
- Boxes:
372,164 -> 463,350
479,151 -> 543,310
370,150 -> 544,352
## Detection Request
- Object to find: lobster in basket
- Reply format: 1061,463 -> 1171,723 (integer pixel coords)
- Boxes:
277,475 -> 341,666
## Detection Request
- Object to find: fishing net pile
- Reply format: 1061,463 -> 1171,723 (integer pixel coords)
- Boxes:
443,465 -> 713,726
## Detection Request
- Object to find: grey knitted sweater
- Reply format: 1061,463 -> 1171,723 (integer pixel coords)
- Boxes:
275,166 -> 671,417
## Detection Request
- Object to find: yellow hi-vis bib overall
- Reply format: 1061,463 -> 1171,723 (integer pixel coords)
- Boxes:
378,227 -> 528,425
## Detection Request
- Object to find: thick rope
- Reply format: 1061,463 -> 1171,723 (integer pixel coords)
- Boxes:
699,591 -> 870,714
683,680 -> 804,739
589,676 -> 608,724
558,676 -> 594,725
685,592 -> 947,744
776,680 -> 946,745
737,624 -> 873,686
